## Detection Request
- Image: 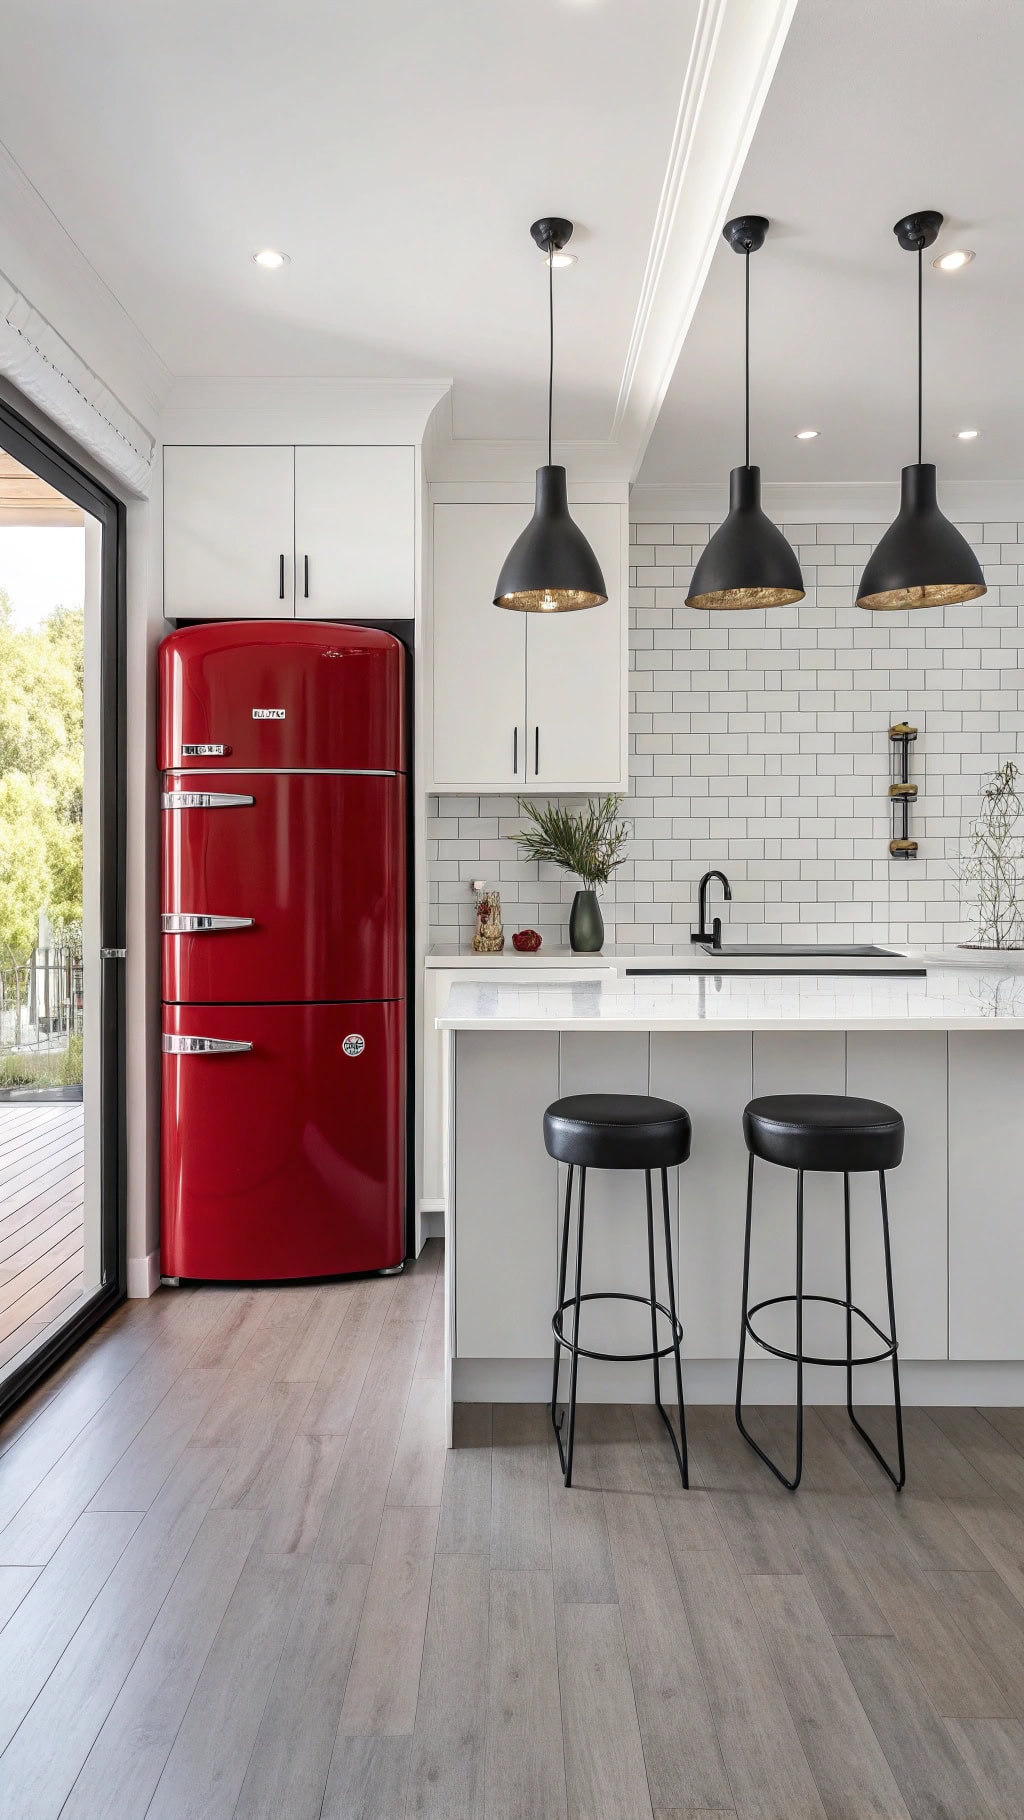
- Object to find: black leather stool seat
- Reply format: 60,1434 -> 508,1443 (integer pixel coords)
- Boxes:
743,1094 -> 905,1174
544,1093 -> 692,1171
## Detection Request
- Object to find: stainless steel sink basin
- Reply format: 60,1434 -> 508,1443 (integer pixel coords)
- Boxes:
699,943 -> 901,958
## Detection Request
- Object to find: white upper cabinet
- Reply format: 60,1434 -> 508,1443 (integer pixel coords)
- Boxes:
524,502 -> 625,791
295,445 -> 414,619
432,503 -> 529,789
164,446 -> 296,619
163,444 -> 416,620
430,496 -> 627,793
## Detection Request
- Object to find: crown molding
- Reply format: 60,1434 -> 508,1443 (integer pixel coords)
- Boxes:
612,0 -> 798,480
630,478 -> 1024,525
0,136 -> 170,433
160,375 -> 453,446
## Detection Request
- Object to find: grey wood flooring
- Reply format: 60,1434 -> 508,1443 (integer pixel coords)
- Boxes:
2,1247 -> 1024,1816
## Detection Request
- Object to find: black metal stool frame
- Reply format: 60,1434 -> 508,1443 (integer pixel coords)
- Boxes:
735,1155 -> 906,1492
550,1163 -> 689,1488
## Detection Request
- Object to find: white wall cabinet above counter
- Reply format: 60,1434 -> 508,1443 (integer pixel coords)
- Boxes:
163,443 -> 415,620
429,495 -> 628,794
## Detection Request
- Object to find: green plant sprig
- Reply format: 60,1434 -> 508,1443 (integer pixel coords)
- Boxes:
513,795 -> 629,890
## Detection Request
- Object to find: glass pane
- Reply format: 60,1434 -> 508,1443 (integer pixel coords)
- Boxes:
0,452 -> 101,1377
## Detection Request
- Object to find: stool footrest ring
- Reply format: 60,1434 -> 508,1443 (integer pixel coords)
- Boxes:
744,1292 -> 897,1368
552,1290 -> 684,1364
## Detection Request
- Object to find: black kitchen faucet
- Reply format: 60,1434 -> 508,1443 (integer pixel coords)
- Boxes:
690,869 -> 732,949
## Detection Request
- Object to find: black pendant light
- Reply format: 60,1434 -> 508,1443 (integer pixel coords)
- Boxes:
857,211 -> 986,611
686,215 -> 804,611
494,218 -> 607,613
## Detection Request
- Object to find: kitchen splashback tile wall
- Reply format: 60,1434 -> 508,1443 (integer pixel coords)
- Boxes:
428,514 -> 1024,952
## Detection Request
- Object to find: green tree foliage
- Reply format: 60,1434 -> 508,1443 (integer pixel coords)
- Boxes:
0,591 -> 84,963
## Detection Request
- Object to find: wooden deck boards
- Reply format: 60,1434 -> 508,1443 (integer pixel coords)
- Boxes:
0,1103 -> 85,1368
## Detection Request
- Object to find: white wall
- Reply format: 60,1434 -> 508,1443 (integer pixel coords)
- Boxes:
427,502 -> 1024,951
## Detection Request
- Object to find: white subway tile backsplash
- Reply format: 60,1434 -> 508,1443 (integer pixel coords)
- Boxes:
428,515 -> 1024,951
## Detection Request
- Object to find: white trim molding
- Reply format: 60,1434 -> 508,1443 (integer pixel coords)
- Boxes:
612,0 -> 799,478
127,1248 -> 161,1299
630,477 -> 1024,525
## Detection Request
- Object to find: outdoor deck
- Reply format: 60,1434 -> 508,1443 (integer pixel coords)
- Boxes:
0,1101 -> 85,1369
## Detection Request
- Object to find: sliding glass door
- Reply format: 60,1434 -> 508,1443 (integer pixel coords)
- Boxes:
0,398 -> 125,1413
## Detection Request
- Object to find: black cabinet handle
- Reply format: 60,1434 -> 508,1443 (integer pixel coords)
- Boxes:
278,554 -> 285,600
513,727 -> 518,775
534,726 -> 539,776
303,554 -> 309,599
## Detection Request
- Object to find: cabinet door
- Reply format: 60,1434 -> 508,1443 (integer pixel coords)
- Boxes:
524,501 -> 626,792
431,503 -> 527,789
164,446 -> 295,618
948,1032 -> 1024,1360
295,445 -> 415,620
454,1030 -> 559,1358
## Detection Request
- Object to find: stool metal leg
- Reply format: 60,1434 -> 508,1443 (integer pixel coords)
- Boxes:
550,1163 -> 574,1462
556,1166 -> 588,1487
658,1166 -> 689,1487
736,1159 -> 805,1491
845,1170 -> 906,1491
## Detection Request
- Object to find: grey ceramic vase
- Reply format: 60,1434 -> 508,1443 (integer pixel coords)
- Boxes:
569,889 -> 604,953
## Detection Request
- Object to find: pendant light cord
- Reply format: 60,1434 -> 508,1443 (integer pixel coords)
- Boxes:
917,242 -> 923,465
547,242 -> 554,469
744,246 -> 751,469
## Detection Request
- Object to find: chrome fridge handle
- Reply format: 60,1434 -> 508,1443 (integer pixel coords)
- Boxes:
161,792 -> 255,810
162,1035 -> 253,1055
161,914 -> 254,934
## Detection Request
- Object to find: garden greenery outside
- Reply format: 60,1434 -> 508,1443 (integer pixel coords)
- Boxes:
0,588 -> 85,1090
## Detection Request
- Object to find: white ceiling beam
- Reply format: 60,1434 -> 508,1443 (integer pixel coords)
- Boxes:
613,0 -> 798,480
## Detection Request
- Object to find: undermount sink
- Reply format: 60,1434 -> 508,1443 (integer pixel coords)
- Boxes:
699,943 -> 901,958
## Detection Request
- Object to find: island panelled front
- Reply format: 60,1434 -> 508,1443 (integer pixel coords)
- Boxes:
438,972 -> 1024,1420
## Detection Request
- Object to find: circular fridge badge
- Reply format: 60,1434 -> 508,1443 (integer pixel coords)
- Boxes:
342,1033 -> 366,1058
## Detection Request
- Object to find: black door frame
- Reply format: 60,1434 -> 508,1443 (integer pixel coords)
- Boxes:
0,394 -> 127,1421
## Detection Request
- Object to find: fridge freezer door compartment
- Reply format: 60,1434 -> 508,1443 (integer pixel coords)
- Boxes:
161,1001 -> 404,1280
158,622 -> 405,773
162,770 -> 406,1004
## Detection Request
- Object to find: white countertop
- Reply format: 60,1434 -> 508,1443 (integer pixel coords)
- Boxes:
437,968 -> 1024,1033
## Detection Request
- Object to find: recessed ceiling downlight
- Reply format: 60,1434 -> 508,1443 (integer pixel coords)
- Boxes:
795,428 -> 819,440
957,428 -> 980,440
933,248 -> 975,272
253,249 -> 289,269
545,250 -> 577,268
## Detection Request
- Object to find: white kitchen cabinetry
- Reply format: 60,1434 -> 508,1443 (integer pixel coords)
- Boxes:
164,443 -> 415,619
948,1031 -> 1024,1360
295,445 -> 414,619
430,498 -> 627,793
164,446 -> 296,619
453,1031 -> 559,1360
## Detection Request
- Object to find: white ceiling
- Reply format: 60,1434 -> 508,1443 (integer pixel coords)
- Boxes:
640,0 -> 1024,485
0,0 -> 702,444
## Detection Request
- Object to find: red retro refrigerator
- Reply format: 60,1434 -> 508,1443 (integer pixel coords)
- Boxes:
159,621 -> 406,1280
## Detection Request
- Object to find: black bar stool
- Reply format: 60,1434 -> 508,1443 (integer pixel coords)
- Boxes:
544,1093 -> 691,1489
735,1092 -> 907,1493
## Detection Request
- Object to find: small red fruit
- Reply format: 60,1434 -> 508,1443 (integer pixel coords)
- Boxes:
512,928 -> 542,952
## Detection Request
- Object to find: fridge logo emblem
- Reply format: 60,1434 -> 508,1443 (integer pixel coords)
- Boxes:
252,708 -> 286,720
342,1034 -> 366,1058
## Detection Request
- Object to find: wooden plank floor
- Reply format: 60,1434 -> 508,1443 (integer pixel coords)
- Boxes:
2,1248 -> 1024,1816
0,1102 -> 85,1370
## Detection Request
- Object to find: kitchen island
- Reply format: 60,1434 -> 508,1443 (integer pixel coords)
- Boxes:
437,967 -> 1024,1432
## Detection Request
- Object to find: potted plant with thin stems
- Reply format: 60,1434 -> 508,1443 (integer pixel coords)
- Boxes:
513,795 -> 629,952
956,760 -> 1024,950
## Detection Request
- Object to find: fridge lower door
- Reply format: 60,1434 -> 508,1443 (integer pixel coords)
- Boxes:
161,1001 -> 404,1280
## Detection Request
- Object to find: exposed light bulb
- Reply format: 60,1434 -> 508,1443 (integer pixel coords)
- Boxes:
540,591 -> 559,610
